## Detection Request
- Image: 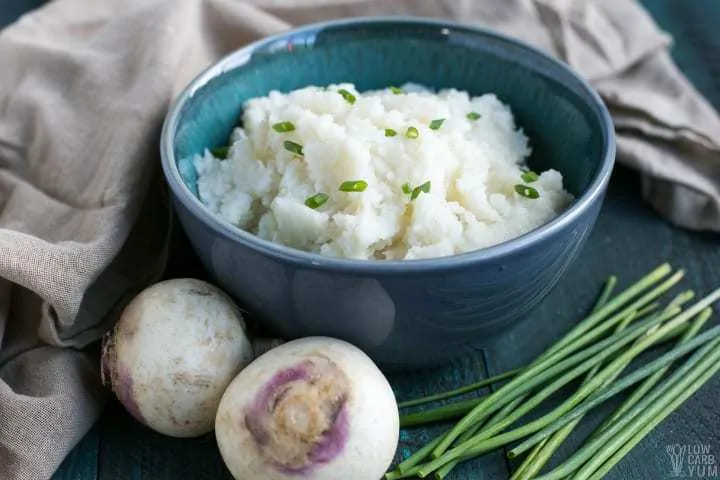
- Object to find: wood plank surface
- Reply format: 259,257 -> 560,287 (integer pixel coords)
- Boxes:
51,427 -> 100,480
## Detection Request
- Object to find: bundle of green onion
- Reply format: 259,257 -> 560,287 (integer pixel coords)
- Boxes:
387,264 -> 720,479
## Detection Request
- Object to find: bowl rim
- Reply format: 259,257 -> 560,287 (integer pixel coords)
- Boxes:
160,16 -> 616,274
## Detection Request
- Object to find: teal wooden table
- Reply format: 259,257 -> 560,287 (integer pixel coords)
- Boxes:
3,1 -> 717,478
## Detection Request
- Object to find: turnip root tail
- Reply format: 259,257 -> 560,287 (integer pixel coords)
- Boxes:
99,326 -> 146,425
100,329 -> 116,390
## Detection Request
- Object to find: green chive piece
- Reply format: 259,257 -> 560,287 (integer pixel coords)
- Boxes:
284,140 -> 304,156
210,146 -> 229,159
272,121 -> 296,133
406,180 -> 431,201
405,126 -> 419,139
389,86 -> 403,95
397,368 -> 520,410
339,180 -> 368,192
385,128 -> 397,137
430,119 -> 445,130
521,170 -> 540,183
515,184 -> 540,199
304,193 -> 329,209
467,111 -> 482,121
338,89 -> 356,105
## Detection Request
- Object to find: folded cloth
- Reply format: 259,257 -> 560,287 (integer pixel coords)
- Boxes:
0,0 -> 718,478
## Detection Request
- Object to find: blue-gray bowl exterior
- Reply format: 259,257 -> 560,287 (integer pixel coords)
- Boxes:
161,18 -> 615,369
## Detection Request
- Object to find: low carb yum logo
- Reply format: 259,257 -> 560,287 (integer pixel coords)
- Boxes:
667,444 -> 688,477
666,444 -> 718,478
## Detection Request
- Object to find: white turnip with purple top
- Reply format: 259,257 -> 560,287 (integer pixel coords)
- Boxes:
100,278 -> 260,438
215,337 -> 400,480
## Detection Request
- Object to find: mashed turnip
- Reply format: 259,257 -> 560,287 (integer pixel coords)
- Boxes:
191,84 -> 572,260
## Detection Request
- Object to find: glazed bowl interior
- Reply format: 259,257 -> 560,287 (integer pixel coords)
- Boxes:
172,19 -> 609,226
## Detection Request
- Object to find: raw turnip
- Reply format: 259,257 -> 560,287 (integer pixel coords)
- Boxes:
101,278 -> 260,438
215,337 -> 399,480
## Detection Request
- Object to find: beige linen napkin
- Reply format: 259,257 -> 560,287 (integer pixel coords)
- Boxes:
1,0 -> 719,478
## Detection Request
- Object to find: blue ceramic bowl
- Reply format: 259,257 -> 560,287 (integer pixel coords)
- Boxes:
160,18 -> 615,370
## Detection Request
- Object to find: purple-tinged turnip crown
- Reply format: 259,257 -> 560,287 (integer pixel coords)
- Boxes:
244,356 -> 350,475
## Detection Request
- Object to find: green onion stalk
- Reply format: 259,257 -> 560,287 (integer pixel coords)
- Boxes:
534,330 -> 720,479
405,321 -> 720,479
385,265 -> 720,480
390,267 -> 671,477
430,266 -> 684,459
413,287 -> 719,478
509,292 -> 704,479
439,276 -> 620,480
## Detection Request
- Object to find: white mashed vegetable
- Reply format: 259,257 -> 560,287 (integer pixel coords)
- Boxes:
191,83 -> 572,260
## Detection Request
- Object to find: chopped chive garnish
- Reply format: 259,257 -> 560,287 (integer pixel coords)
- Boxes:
406,126 -> 420,139
467,111 -> 482,121
284,140 -> 304,156
304,193 -> 329,209
210,146 -> 229,159
409,180 -> 431,200
515,184 -> 540,199
272,121 -> 296,133
390,86 -> 403,95
339,180 -> 368,192
402,182 -> 412,195
429,119 -> 445,130
385,128 -> 397,137
521,170 -> 540,183
338,89 -> 356,105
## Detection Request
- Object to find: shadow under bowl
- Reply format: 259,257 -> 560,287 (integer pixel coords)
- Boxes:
160,17 -> 615,370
